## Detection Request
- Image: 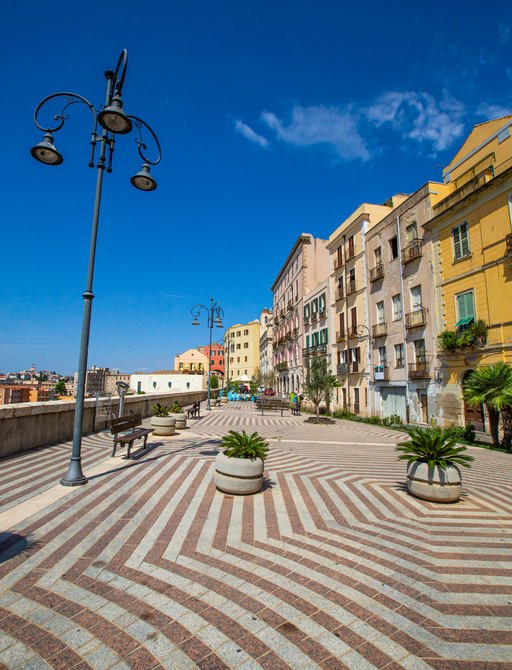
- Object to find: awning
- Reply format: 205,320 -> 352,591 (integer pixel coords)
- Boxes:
455,316 -> 474,328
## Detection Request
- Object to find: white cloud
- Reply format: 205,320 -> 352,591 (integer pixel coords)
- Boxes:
475,103 -> 512,120
499,22 -> 511,44
234,120 -> 269,147
366,91 -> 465,152
261,105 -> 370,161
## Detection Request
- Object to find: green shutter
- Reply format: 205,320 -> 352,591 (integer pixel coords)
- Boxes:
455,292 -> 475,327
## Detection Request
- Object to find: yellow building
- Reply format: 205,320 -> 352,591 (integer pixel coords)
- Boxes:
173,348 -> 208,374
225,320 -> 260,382
424,115 -> 512,431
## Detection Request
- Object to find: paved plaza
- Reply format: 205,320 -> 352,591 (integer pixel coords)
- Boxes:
0,402 -> 511,669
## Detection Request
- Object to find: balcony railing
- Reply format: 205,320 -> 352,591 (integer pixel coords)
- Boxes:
311,312 -> 318,322
409,359 -> 431,378
275,362 -> 289,371
374,365 -> 389,381
304,315 -> 310,324
372,322 -> 387,338
347,327 -> 359,339
335,288 -> 344,301
337,363 -> 349,374
303,348 -> 311,358
369,264 -> 384,282
402,239 -> 422,264
287,302 -> 293,312
319,308 -> 326,318
334,256 -> 343,270
346,279 -> 357,295
336,331 -> 346,343
433,167 -> 494,215
405,307 -> 428,329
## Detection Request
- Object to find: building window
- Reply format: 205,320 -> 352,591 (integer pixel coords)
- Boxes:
244,329 -> 249,335
394,343 -> 404,368
378,346 -> 387,367
237,357 -> 240,363
244,343 -> 248,349
414,339 -> 426,363
374,246 -> 382,266
186,382 -> 190,389
211,350 -> 216,356
455,290 -> 475,328
168,382 -> 172,388
153,382 -> 157,389
389,236 -> 398,260
376,301 -> 385,324
348,235 -> 355,258
411,285 -> 422,311
392,294 -> 402,320
452,222 -> 470,260
237,331 -> 241,337
236,343 -> 241,350
245,356 -> 248,362
179,363 -> 183,370
405,221 -> 418,243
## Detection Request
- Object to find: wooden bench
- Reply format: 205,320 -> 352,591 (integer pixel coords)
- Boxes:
110,413 -> 153,459
185,400 -> 201,419
254,397 -> 289,413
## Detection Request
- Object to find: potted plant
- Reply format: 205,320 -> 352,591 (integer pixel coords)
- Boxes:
396,427 -> 474,503
214,430 -> 269,495
151,403 -> 176,436
169,401 -> 187,429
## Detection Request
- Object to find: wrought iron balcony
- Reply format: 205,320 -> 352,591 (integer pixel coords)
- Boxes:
402,239 -> 422,264
346,279 -> 357,295
335,288 -> 344,301
275,361 -> 289,371
334,255 -> 343,270
311,312 -> 318,322
405,307 -> 428,329
304,315 -> 310,325
336,331 -> 346,343
337,362 -> 349,374
369,264 -> 384,282
374,365 -> 389,381
409,358 -> 431,378
319,308 -> 326,318
347,327 -> 359,339
372,322 -> 387,338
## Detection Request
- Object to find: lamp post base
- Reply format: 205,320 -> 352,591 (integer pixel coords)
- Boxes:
60,460 -> 88,487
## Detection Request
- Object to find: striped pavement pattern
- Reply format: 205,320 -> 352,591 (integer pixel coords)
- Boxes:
0,402 -> 511,669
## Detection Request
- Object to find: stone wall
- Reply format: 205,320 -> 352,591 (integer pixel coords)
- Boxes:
0,391 -> 212,459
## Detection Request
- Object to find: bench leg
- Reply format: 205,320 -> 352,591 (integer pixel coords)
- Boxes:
143,435 -> 149,450
126,441 -> 134,459
112,441 -> 118,458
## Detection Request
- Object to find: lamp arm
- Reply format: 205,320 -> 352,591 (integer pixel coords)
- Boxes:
191,304 -> 208,320
33,92 -> 97,134
128,115 -> 162,166
112,49 -> 129,97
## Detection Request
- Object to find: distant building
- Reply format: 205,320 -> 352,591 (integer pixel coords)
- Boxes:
0,385 -> 50,405
259,308 -> 273,384
224,320 -> 260,382
130,371 -> 204,394
197,344 -> 225,377
73,366 -> 110,397
174,349 -> 208,374
105,372 -> 131,395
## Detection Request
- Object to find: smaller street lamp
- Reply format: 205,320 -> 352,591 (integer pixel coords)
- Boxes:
191,299 -> 224,410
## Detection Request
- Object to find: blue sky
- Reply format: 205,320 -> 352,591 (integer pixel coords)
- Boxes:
1,0 -> 511,374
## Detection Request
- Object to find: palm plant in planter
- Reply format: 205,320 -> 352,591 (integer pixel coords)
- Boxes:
169,401 -> 187,429
396,427 -> 474,503
214,430 -> 269,495
151,403 -> 176,436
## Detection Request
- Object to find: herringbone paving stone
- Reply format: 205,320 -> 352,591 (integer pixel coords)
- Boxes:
0,403 -> 511,668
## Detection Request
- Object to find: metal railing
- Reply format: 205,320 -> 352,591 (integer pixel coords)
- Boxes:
372,322 -> 387,338
409,358 -> 430,378
336,331 -> 346,343
335,288 -> 344,301
402,239 -> 422,264
346,279 -> 357,295
374,365 -> 389,381
369,264 -> 384,282
405,307 -> 428,329
334,255 -> 343,270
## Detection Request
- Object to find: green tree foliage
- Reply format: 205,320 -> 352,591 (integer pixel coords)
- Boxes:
209,374 -> 219,389
53,380 -> 66,395
303,357 -> 339,420
463,362 -> 512,448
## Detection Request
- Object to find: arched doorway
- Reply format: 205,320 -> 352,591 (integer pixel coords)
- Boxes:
462,370 -> 484,432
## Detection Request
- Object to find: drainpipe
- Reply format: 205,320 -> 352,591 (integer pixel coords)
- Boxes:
361,218 -> 372,416
397,215 -> 411,423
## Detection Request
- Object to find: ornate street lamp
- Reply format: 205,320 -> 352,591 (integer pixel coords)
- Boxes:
191,299 -> 224,410
30,50 -> 163,487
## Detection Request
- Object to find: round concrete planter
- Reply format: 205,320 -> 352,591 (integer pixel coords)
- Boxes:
214,451 -> 265,495
151,416 -> 176,436
406,462 -> 462,503
171,412 -> 187,430
220,396 -> 229,405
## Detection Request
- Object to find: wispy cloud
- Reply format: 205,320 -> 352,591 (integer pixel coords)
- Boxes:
234,120 -> 269,147
261,105 -> 370,161
475,103 -> 511,120
499,22 -> 511,44
366,91 -> 465,152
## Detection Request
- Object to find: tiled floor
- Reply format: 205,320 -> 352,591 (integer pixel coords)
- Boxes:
0,403 -> 511,669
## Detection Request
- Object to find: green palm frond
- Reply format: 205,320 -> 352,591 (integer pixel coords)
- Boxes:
221,430 -> 269,460
463,362 -> 512,410
396,427 -> 474,469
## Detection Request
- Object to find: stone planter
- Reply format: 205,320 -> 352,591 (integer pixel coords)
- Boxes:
171,412 -> 187,430
214,451 -> 265,495
220,396 -> 229,405
151,416 -> 176,436
407,462 -> 462,503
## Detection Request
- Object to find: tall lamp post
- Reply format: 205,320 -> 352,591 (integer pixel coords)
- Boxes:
30,50 -> 162,486
191,299 -> 224,410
